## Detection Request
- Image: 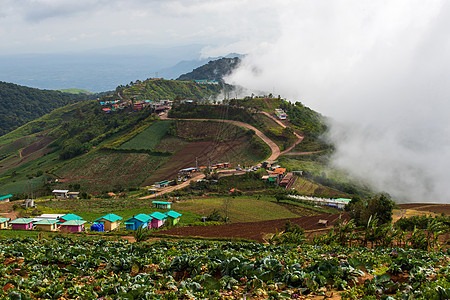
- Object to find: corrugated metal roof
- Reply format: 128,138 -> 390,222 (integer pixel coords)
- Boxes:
0,217 -> 10,223
34,219 -> 58,225
152,201 -> 171,205
150,212 -> 167,220
165,211 -> 182,218
10,218 -> 34,224
61,220 -> 86,226
0,194 -> 12,201
126,213 -> 152,223
52,190 -> 69,193
95,213 -> 123,223
60,213 -> 83,221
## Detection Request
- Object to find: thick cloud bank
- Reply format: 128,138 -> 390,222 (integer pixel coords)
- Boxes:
226,1 -> 450,203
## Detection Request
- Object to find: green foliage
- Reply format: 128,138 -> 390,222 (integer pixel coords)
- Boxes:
120,78 -> 223,101
347,193 -> 395,226
1,237 -> 447,298
176,57 -> 241,82
280,101 -> 327,137
0,81 -> 95,136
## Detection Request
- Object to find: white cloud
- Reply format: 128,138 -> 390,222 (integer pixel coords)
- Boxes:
227,0 -> 450,203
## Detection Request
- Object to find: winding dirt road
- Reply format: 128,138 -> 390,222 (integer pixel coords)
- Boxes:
140,112 -> 304,199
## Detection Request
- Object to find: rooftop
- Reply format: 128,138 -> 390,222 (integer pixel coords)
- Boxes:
61,220 -> 87,226
10,218 -> 34,224
95,213 -> 123,223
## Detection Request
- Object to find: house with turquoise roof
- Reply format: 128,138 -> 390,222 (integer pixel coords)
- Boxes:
148,212 -> 167,228
94,213 -> 123,231
34,219 -> 58,231
10,218 -> 34,230
0,194 -> 12,203
57,213 -> 83,226
165,211 -> 182,226
60,220 -> 87,232
125,214 -> 152,230
0,217 -> 10,229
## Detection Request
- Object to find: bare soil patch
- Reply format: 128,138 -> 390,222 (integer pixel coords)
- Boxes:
161,213 -> 348,243
397,203 -> 450,215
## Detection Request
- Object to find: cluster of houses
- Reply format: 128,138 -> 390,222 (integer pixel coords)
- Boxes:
194,79 -> 220,85
262,167 -> 295,189
100,99 -> 174,114
52,190 -> 80,199
0,201 -> 182,232
288,195 -> 352,210
179,162 -> 231,175
275,108 -> 287,120
0,213 -> 87,232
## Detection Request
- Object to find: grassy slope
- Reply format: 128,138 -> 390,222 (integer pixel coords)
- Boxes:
56,89 -> 93,94
174,196 -> 298,223
119,120 -> 173,150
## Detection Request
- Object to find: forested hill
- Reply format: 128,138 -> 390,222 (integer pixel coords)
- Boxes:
0,81 -> 93,136
114,78 -> 223,101
176,57 -> 241,82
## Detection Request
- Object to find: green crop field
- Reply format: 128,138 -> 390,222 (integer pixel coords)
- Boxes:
52,151 -> 169,192
119,120 -> 173,150
173,196 -> 299,223
38,197 -> 201,225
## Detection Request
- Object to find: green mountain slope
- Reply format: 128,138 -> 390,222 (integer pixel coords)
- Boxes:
0,81 -> 95,136
114,78 -> 223,101
176,57 -> 241,82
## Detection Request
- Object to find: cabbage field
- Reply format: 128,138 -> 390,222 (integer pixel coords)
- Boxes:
0,237 -> 449,299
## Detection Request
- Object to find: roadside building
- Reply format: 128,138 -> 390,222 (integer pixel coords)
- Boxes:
0,217 -> 10,229
94,213 -> 123,231
34,219 -> 58,231
10,218 -> 34,230
52,190 -> 69,199
154,180 -> 171,189
124,214 -> 152,230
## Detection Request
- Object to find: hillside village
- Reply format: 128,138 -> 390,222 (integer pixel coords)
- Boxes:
0,76 -> 449,299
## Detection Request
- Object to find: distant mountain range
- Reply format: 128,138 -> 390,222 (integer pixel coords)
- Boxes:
0,44 -> 243,92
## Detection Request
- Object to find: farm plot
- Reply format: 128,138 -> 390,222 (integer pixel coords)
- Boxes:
162,214 -> 348,242
1,237 -> 448,299
173,197 -> 299,223
119,120 -> 173,150
53,152 -> 169,193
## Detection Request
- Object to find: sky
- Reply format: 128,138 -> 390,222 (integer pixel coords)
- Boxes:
0,0 -> 280,56
1,0 -> 449,203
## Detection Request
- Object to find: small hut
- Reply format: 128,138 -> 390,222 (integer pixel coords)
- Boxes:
10,218 -> 34,230
165,211 -> 182,226
94,213 -> 123,231
60,220 -> 86,232
34,219 -> 58,231
0,217 -> 10,229
124,214 -> 152,231
149,212 -> 167,228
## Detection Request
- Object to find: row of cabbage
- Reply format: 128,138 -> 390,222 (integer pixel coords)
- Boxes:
0,237 -> 449,299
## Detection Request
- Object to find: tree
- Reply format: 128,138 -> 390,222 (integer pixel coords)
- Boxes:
349,193 -> 395,226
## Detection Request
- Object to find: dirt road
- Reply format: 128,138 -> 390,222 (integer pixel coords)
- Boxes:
160,113 -> 281,162
259,111 -> 305,155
